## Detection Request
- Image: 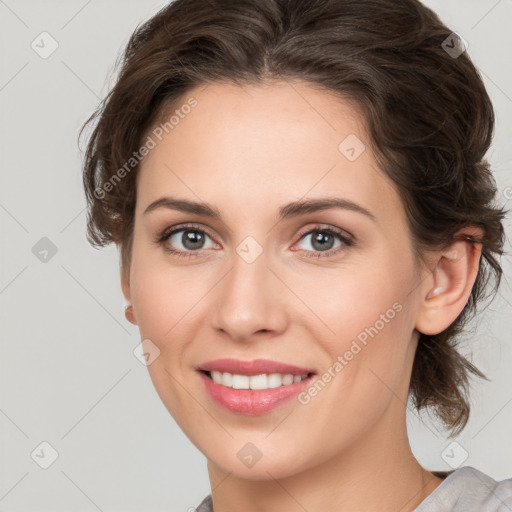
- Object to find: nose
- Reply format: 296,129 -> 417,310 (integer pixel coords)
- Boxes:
210,250 -> 288,342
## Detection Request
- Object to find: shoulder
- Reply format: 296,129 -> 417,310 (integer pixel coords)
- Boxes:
416,466 -> 512,512
195,494 -> 213,512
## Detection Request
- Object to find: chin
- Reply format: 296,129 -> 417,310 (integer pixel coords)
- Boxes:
203,439 -> 314,481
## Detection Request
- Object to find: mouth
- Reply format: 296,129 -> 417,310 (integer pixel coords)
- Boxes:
198,369 -> 316,390
196,363 -> 318,415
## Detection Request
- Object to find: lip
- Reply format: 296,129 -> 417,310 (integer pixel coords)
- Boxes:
195,358 -> 317,416
197,370 -> 316,415
196,358 -> 316,376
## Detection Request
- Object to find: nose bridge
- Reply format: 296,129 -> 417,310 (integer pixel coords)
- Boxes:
211,243 -> 286,340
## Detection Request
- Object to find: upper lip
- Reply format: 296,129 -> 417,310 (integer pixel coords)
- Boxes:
197,358 -> 316,376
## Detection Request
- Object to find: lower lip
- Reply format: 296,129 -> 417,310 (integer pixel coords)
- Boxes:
198,371 -> 316,415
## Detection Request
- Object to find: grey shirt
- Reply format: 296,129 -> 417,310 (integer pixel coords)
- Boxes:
195,466 -> 512,511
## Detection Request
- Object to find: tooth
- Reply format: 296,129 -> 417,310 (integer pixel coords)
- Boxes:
208,371 -> 309,389
211,370 -> 222,384
282,374 -> 294,385
249,374 -> 268,390
221,372 -> 233,387
232,374 -> 250,389
267,373 -> 283,388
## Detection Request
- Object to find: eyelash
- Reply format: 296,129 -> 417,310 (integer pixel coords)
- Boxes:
155,223 -> 354,259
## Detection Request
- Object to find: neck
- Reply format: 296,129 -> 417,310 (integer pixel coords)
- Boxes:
205,406 -> 443,512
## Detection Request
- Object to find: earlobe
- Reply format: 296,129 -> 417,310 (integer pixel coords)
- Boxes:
415,228 -> 483,336
124,304 -> 137,325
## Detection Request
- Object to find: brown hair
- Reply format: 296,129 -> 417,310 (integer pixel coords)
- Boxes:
80,0 -> 507,435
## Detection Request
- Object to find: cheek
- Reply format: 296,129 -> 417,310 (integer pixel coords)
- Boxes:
295,252 -> 416,385
129,253 -> 200,420
130,242 -> 207,341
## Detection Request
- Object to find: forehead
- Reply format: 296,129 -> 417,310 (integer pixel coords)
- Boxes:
136,80 -> 402,230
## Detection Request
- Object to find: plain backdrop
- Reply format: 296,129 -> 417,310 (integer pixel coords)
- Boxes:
1,1 -> 511,511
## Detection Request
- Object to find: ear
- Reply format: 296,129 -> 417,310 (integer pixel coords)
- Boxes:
120,263 -> 138,325
415,227 -> 483,336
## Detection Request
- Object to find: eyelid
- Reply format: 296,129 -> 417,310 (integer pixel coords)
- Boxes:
157,222 -> 217,243
295,223 -> 354,243
290,223 -> 354,257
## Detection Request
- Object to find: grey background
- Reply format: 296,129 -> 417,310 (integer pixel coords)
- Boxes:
0,1 -> 511,510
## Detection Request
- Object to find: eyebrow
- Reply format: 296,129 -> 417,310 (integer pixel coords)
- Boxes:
143,196 -> 376,222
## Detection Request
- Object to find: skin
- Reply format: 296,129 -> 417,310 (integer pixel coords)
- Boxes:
120,80 -> 483,512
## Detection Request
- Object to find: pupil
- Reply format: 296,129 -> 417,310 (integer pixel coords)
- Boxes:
312,231 -> 334,251
183,230 -> 204,250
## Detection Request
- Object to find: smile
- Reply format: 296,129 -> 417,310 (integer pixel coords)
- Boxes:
197,369 -> 317,415
205,370 -> 312,389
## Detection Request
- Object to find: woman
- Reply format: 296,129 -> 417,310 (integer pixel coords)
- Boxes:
80,0 -> 511,510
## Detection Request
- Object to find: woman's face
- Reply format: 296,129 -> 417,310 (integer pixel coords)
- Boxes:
125,80 -> 427,479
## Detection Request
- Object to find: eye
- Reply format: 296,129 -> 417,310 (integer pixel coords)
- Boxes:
294,225 -> 354,258
156,223 -> 354,259
156,223 -> 218,258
